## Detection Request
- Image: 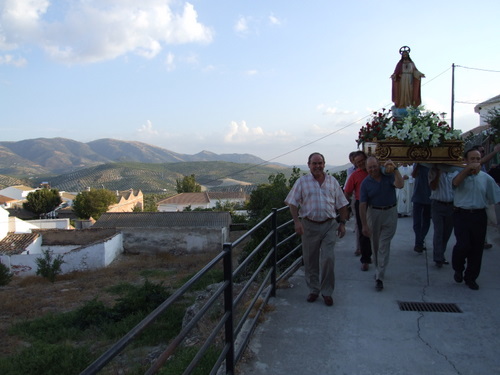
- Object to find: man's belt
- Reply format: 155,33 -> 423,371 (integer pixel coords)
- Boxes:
453,207 -> 485,213
371,203 -> 397,210
303,217 -> 334,224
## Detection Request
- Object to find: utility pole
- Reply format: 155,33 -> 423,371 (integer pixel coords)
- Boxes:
451,63 -> 455,129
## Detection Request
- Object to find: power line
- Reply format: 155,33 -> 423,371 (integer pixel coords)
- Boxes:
455,100 -> 480,105
422,66 -> 452,86
455,65 -> 500,73
199,63 -> 499,186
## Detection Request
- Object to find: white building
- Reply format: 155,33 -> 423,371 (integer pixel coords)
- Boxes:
0,185 -> 37,201
474,94 -> 500,126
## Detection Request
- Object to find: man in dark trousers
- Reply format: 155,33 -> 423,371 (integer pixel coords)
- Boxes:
412,164 -> 431,253
451,148 -> 500,290
360,156 -> 404,291
344,151 -> 372,271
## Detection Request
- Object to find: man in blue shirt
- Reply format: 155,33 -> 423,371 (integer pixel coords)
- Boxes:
359,156 -> 404,291
451,148 -> 500,290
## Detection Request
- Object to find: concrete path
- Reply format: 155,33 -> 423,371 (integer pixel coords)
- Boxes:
238,213 -> 500,375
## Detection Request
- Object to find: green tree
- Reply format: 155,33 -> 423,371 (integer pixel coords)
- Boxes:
486,108 -> 500,144
23,188 -> 62,216
246,172 -> 291,220
330,169 -> 347,187
176,174 -> 201,193
238,172 -> 300,275
288,166 -> 303,188
72,189 -> 117,220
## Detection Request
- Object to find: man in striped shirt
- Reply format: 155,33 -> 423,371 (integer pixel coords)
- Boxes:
285,152 -> 349,306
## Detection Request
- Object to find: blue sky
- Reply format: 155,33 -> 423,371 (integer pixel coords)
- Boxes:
1,0 -> 500,167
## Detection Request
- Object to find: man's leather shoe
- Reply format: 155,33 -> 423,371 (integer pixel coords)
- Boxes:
322,295 -> 333,306
466,280 -> 479,290
361,263 -> 369,271
454,272 -> 463,283
375,279 -> 384,291
414,246 -> 423,253
307,293 -> 318,303
484,242 -> 493,249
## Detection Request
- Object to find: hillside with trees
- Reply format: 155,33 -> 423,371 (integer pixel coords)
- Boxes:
43,161 -> 292,194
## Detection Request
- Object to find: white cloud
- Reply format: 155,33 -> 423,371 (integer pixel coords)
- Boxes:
268,13 -> 281,26
234,16 -> 249,33
245,69 -> 258,76
317,104 -> 354,116
0,0 -> 213,64
137,120 -> 159,135
165,52 -> 175,71
0,54 -> 27,66
224,120 -> 292,144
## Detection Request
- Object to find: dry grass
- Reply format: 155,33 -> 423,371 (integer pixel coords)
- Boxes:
0,251 -> 219,358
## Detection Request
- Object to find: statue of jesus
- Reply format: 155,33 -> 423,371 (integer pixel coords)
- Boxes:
391,46 -> 425,110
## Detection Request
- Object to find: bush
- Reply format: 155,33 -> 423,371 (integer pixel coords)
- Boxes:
0,342 -> 92,375
112,279 -> 170,318
35,250 -> 64,283
0,261 -> 13,286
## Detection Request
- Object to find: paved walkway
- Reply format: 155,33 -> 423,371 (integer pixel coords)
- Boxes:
238,212 -> 500,375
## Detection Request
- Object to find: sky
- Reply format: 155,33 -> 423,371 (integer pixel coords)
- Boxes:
1,0 -> 500,168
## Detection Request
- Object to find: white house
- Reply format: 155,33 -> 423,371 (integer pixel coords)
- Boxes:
0,185 -> 37,201
0,206 -> 123,277
474,94 -> 500,126
0,195 -> 17,209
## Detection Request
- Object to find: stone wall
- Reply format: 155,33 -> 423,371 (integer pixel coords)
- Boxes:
121,227 -> 229,255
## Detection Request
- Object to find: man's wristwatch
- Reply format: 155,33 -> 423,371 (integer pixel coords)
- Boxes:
339,220 -> 346,225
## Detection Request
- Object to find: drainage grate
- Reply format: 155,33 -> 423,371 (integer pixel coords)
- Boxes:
398,301 -> 462,313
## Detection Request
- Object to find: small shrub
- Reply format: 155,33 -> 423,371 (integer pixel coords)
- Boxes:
72,298 -> 115,329
35,250 -> 64,282
112,279 -> 170,318
0,261 -> 13,286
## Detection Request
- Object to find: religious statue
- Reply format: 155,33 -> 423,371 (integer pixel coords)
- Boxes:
391,46 -> 425,111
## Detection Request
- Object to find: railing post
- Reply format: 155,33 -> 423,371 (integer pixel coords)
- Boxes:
271,208 -> 278,297
223,242 -> 234,375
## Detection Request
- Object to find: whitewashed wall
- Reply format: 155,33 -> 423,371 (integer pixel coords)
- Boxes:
26,219 -> 71,230
0,207 -> 8,240
476,102 -> 500,126
3,232 -> 123,277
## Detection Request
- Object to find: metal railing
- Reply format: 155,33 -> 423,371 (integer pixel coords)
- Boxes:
80,206 -> 302,375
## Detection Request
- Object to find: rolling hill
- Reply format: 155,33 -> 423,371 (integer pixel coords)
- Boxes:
0,137 -> 275,176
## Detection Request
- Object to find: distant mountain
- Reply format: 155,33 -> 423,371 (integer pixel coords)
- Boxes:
0,137 -> 273,176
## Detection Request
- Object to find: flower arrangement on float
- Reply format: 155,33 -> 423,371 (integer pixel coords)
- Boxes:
356,106 -> 462,147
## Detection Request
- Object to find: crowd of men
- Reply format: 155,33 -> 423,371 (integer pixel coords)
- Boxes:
285,146 -> 500,306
